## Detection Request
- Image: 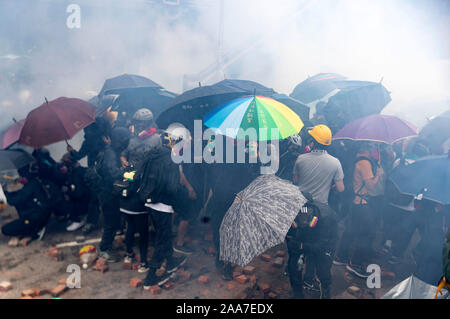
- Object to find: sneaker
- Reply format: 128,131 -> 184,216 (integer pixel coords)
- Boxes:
123,252 -> 135,264
138,262 -> 150,273
303,278 -> 321,292
165,256 -> 187,273
143,272 -> 171,289
36,227 -> 46,241
333,256 -> 348,266
173,244 -> 194,255
82,223 -> 96,234
99,250 -> 120,263
66,221 -> 85,232
346,262 -> 370,278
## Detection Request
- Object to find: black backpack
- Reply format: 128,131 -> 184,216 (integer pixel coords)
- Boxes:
83,151 -> 105,194
136,146 -> 181,205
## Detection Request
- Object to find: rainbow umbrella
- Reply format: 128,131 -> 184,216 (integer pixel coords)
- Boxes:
204,95 -> 304,141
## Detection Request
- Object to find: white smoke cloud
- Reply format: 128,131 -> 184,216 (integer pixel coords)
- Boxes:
0,0 -> 448,135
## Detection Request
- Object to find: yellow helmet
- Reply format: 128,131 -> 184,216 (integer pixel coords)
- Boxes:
308,124 -> 332,146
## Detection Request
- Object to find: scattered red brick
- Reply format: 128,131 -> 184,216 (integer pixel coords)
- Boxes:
132,264 -> 139,271
201,289 -> 210,296
93,258 -> 109,273
163,281 -> 175,290
21,289 -> 36,297
58,278 -> 67,285
267,292 -> 278,299
258,282 -> 271,293
0,281 -> 12,292
33,288 -> 49,297
207,247 -> 216,255
260,254 -> 272,262
45,247 -> 63,261
178,270 -> 191,282
234,275 -> 249,285
130,278 -> 143,288
232,271 -> 241,279
50,285 -> 67,297
243,266 -> 255,275
273,257 -> 284,268
20,237 -> 32,247
20,296 -> 34,299
156,268 -> 165,276
227,283 -> 236,291
197,275 -> 210,284
276,250 -> 286,257
150,285 -> 161,295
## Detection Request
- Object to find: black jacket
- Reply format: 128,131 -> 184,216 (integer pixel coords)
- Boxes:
4,179 -> 50,222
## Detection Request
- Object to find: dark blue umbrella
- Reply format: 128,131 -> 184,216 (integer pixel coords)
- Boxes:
290,73 -> 346,104
390,155 -> 450,205
322,80 -> 392,133
98,74 -> 162,96
272,94 -> 310,122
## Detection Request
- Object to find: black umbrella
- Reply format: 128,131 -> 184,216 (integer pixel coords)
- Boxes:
272,94 -> 310,122
290,73 -> 346,104
419,110 -> 450,154
156,79 -> 277,131
95,74 -> 177,119
98,74 -> 162,96
0,149 -> 34,172
321,80 -> 392,133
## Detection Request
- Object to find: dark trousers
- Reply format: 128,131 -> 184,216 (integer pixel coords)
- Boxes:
148,209 -> 174,269
2,209 -> 49,238
67,197 -> 89,222
303,249 -> 334,290
86,195 -> 101,226
99,194 -> 120,252
336,203 -> 375,265
124,213 -> 149,263
286,233 -> 304,298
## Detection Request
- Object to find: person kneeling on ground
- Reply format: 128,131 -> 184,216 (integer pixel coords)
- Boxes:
1,164 -> 50,242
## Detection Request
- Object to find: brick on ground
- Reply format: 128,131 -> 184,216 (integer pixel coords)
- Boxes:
197,275 -> 210,285
50,285 -> 67,297
273,257 -> 284,268
0,281 -> 12,292
21,289 -> 36,297
234,275 -> 249,285
163,281 -> 175,290
276,250 -> 286,257
130,278 -> 143,288
258,282 -> 271,293
260,254 -> 272,262
243,266 -> 255,275
149,285 -> 161,295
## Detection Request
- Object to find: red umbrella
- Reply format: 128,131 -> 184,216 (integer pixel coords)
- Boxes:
19,97 -> 95,149
0,119 -> 25,149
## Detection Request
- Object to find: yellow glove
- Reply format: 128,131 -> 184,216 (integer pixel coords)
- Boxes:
123,171 -> 136,181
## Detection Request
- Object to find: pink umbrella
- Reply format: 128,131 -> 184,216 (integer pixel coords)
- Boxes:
19,97 -> 95,149
0,119 -> 25,149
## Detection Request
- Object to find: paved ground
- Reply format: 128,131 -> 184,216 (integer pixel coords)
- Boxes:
0,204 -> 414,299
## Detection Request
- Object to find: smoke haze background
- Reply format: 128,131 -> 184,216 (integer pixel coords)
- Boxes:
0,0 -> 449,147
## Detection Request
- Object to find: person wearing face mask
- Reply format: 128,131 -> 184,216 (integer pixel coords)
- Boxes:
97,126 -> 131,262
1,164 -> 50,241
